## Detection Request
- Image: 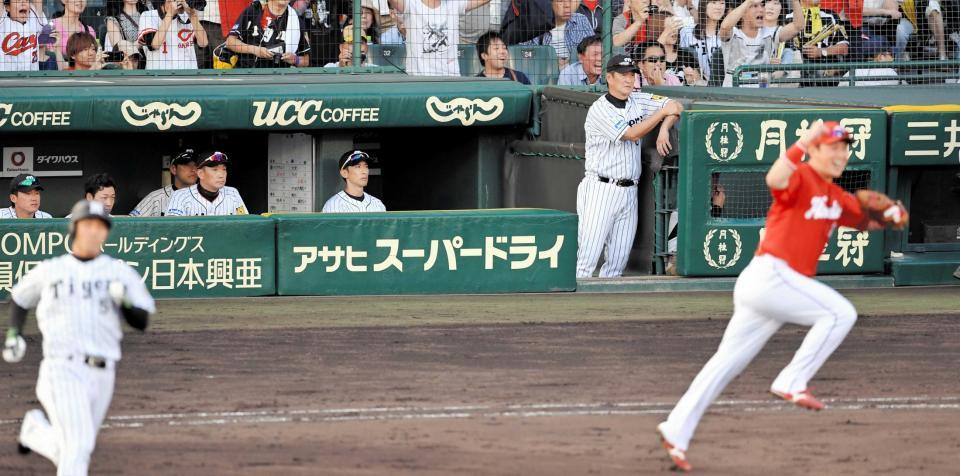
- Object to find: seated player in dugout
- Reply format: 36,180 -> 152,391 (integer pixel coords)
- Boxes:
66,173 -> 118,217
0,174 -> 52,219
165,151 -> 249,216
322,150 -> 386,213
130,148 -> 199,217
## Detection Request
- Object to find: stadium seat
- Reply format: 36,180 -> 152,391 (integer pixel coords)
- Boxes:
368,44 -> 406,71
458,44 -> 481,77
508,45 -> 560,85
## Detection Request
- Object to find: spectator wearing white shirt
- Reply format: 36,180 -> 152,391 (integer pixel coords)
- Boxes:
719,0 -> 804,87
840,41 -> 900,85
0,0 -> 46,71
388,0 -> 492,76
138,0 -> 208,69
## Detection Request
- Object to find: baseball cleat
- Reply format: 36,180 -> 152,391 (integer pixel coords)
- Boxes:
656,423 -> 692,472
771,389 -> 824,411
16,442 -> 31,455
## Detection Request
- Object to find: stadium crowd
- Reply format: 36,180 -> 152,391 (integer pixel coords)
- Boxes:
0,0 -> 956,84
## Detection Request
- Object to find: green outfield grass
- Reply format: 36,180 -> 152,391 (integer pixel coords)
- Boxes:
5,287 -> 955,333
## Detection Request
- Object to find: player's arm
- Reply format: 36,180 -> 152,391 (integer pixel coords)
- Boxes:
3,264 -> 44,363
110,268 -> 156,332
621,100 -> 683,142
655,102 -> 683,156
766,122 -> 827,190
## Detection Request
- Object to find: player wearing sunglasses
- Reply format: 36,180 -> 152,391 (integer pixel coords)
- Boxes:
165,151 -> 249,216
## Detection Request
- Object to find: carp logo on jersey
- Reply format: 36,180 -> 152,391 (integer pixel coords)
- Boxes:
803,196 -> 843,220
2,32 -> 37,57
176,28 -> 194,48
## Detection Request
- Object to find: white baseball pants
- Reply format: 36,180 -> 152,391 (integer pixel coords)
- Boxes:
659,254 -> 857,451
20,357 -> 116,476
576,177 -> 638,278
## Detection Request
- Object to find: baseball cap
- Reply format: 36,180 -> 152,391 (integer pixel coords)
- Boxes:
197,151 -> 230,168
69,199 -> 112,230
339,150 -> 375,170
606,54 -> 641,74
172,149 -> 199,166
9,174 -> 43,195
810,122 -> 854,146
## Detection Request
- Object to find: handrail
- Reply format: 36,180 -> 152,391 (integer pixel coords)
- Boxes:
732,60 -> 960,87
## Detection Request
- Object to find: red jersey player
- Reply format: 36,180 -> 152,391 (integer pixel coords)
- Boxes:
655,121 -> 905,472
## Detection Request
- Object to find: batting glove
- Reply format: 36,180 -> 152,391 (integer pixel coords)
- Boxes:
2,329 -> 26,363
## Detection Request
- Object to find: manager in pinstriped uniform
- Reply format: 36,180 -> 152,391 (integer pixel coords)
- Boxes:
576,54 -> 683,278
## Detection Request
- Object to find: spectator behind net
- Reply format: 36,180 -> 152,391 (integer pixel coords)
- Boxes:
389,0 -> 491,76
522,0 -> 594,69
138,0 -> 209,69
558,34 -> 605,85
719,0 -> 804,87
51,0 -> 96,70
476,30 -> 532,83
635,40 -> 682,85
325,25 -> 374,66
0,0 -> 48,71
839,39 -> 900,84
680,0 -> 725,84
64,31 -> 104,70
657,15 -> 704,84
226,0 -> 311,68
785,0 -> 849,85
105,0 -> 147,65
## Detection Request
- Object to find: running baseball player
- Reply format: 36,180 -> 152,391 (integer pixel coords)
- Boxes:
130,149 -> 199,217
165,151 -> 249,216
0,174 -> 52,218
655,122 -> 908,472
321,150 -> 386,213
576,54 -> 683,278
3,199 -> 155,476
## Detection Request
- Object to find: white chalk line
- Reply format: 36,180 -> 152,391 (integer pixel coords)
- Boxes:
2,395 -> 957,430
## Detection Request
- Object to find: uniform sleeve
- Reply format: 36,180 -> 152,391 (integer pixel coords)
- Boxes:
121,263 -> 156,314
138,10 -> 160,47
234,192 -> 249,214
769,164 -> 806,206
585,104 -> 629,142
228,5 -> 257,41
679,26 -> 695,48
129,195 -> 151,217
837,190 -> 869,229
10,262 -> 47,309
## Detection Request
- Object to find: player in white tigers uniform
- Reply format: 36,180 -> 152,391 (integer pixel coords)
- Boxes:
576,55 -> 683,278
165,151 -> 249,216
1,174 -> 53,218
3,200 -> 155,476
322,150 -> 387,213
129,149 -> 199,217
0,0 -> 45,71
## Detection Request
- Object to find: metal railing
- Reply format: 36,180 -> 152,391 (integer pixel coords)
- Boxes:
732,60 -> 960,87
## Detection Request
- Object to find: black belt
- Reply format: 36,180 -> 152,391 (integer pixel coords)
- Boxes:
67,355 -> 108,369
597,176 -> 637,187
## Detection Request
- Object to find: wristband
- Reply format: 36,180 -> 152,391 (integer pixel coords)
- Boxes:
5,328 -> 17,340
294,55 -> 300,67
785,142 -> 806,165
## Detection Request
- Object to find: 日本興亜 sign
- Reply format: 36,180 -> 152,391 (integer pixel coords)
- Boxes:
0,216 -> 276,299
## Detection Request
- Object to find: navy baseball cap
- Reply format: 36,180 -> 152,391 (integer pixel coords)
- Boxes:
9,174 -> 43,195
172,149 -> 199,165
606,54 -> 641,74
197,151 -> 230,168
339,150 -> 375,170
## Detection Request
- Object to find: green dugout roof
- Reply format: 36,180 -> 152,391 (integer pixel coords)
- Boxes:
0,71 -> 532,132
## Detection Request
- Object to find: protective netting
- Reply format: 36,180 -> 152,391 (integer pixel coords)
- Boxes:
711,169 -> 872,219
2,0 -> 956,86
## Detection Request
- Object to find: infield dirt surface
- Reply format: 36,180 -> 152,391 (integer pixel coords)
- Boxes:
1,287 -> 958,475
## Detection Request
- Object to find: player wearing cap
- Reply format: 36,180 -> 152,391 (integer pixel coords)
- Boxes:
165,151 -> 249,216
321,150 -> 386,213
576,54 -> 683,278
3,199 -> 155,476
130,149 -> 199,216
0,174 -> 52,218
655,122 -> 908,472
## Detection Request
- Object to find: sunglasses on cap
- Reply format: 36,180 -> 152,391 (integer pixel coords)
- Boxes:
199,151 -> 229,167
341,151 -> 371,170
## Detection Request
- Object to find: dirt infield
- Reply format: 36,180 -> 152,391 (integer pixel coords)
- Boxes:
1,288 -> 958,475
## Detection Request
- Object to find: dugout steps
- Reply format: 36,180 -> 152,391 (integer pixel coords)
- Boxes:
576,274 -> 896,293
889,252 -> 960,286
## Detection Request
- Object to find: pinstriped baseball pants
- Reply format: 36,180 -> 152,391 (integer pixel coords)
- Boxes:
576,178 -> 638,278
658,254 -> 858,451
20,358 -> 115,476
